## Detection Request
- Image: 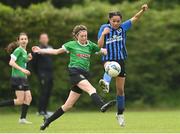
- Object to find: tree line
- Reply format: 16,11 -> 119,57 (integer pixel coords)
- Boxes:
0,0 -> 179,109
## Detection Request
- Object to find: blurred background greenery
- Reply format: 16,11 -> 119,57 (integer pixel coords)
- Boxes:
0,0 -> 179,110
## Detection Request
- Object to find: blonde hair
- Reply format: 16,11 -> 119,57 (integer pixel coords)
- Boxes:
72,25 -> 87,40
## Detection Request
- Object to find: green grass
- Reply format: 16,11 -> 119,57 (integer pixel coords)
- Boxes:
0,110 -> 180,133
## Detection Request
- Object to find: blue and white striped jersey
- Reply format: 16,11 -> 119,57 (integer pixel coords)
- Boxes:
98,20 -> 132,61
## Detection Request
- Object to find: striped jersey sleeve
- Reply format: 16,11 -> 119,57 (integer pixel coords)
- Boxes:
98,24 -> 109,40
121,19 -> 132,31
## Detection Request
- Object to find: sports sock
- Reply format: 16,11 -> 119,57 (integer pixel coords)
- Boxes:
47,107 -> 64,123
117,96 -> 125,115
103,72 -> 112,84
0,99 -> 14,107
20,104 -> 29,119
90,93 -> 105,108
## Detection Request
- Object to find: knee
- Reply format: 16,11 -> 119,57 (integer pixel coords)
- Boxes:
116,88 -> 124,96
65,103 -> 73,111
87,88 -> 96,95
24,95 -> 32,104
15,98 -> 24,105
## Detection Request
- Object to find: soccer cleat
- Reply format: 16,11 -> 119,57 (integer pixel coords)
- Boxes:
19,118 -> 32,124
37,111 -> 47,116
40,117 -> 50,131
116,114 -> 125,127
37,111 -> 53,118
100,100 -> 116,112
47,111 -> 53,116
99,79 -> 110,93
43,112 -> 52,119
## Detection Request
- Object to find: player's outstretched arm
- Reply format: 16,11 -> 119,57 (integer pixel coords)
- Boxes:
130,4 -> 148,24
32,46 -> 66,55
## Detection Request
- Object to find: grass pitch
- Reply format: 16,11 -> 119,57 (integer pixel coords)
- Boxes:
0,110 -> 180,133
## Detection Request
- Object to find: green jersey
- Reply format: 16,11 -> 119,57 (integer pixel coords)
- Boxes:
10,46 -> 28,78
63,40 -> 100,71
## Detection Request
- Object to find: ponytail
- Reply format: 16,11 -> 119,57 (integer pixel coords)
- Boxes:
5,41 -> 19,54
5,32 -> 27,53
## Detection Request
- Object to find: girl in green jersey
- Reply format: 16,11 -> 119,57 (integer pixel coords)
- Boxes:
0,33 -> 32,124
32,25 -> 116,130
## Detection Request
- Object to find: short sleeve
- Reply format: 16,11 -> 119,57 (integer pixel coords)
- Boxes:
121,19 -> 132,31
90,42 -> 101,54
62,41 -> 72,52
98,24 -> 109,40
11,48 -> 21,61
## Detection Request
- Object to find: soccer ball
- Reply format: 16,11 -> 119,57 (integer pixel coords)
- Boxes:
105,61 -> 121,77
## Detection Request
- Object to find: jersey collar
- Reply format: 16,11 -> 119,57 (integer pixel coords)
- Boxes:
19,46 -> 27,53
108,24 -> 121,30
77,40 -> 89,47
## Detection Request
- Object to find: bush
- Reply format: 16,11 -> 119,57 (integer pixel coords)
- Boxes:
0,1 -> 179,109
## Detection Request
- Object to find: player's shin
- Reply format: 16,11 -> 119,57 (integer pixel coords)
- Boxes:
46,107 -> 65,124
90,93 -> 105,108
117,96 -> 125,114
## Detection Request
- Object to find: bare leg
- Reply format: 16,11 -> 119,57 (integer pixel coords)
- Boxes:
77,79 -> 96,95
116,77 -> 125,96
62,90 -> 81,112
14,91 -> 25,105
116,77 -> 125,114
77,79 -> 106,109
40,90 -> 81,130
0,90 -> 24,107
20,90 -> 32,120
24,90 -> 32,105
116,77 -> 126,126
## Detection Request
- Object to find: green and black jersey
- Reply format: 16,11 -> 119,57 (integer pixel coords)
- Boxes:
62,40 -> 100,71
10,46 -> 28,78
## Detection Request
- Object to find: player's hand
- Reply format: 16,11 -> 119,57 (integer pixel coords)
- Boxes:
21,68 -> 31,76
32,46 -> 40,53
101,48 -> 107,55
28,53 -> 32,61
102,27 -> 110,35
141,4 -> 148,11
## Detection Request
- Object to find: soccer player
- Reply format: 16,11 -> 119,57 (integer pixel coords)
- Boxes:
0,33 -> 32,124
98,4 -> 148,126
32,25 -> 116,130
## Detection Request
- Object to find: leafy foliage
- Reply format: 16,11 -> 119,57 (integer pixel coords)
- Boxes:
0,1 -> 179,108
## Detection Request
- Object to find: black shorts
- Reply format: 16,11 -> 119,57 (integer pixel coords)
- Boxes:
68,67 -> 89,94
10,77 -> 30,91
103,60 -> 126,77
117,60 -> 126,77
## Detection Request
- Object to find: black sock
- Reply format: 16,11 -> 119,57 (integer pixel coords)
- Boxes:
47,107 -> 64,124
20,104 -> 29,119
0,99 -> 14,107
90,93 -> 105,108
117,108 -> 124,115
